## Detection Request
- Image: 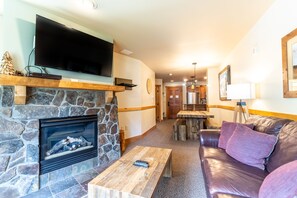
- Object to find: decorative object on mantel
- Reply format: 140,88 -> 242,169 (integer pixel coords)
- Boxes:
218,65 -> 231,101
0,51 -> 15,75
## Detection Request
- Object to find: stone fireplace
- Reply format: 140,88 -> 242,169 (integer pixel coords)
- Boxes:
0,86 -> 120,197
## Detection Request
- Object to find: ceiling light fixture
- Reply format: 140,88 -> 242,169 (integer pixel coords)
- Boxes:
121,49 -> 133,56
169,73 -> 173,76
187,62 -> 198,90
83,0 -> 98,9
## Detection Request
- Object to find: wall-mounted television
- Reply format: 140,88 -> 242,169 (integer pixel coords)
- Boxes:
35,15 -> 113,77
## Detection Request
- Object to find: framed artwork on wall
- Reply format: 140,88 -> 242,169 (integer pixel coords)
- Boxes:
218,65 -> 231,101
282,27 -> 297,97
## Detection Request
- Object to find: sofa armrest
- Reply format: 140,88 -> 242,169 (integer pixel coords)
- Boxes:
199,129 -> 221,148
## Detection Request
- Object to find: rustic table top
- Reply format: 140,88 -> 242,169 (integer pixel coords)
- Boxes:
177,110 -> 215,118
88,146 -> 172,198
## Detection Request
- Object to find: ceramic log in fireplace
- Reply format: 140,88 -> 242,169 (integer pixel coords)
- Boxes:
39,115 -> 98,174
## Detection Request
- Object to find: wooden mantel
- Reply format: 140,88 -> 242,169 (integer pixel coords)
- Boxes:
0,74 -> 125,104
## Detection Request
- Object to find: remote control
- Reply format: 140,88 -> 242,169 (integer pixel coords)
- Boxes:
133,160 -> 149,168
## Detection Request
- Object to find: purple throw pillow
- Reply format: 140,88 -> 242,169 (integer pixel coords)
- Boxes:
218,121 -> 254,149
226,124 -> 277,170
259,160 -> 297,198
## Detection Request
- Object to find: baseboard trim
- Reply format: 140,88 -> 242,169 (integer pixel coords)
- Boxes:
207,104 -> 297,121
125,125 -> 157,145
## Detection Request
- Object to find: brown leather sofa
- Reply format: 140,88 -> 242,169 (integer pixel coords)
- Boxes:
199,115 -> 297,198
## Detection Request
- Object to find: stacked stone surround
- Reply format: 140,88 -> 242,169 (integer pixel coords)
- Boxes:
0,86 -> 120,197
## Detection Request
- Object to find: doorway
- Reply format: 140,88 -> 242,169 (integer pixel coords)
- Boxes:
166,86 -> 183,119
155,85 -> 161,122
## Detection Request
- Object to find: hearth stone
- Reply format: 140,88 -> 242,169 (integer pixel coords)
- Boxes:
1,87 -> 13,107
66,91 -> 78,105
0,116 -> 25,135
69,106 -> 87,116
52,90 -> 65,106
0,156 -> 9,173
86,108 -> 100,115
0,187 -> 20,197
0,107 -> 12,117
0,86 -> 120,197
0,139 -> 24,154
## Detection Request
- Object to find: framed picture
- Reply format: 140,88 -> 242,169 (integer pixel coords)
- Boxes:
218,65 -> 231,101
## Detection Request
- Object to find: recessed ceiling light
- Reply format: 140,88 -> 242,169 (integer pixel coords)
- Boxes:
169,73 -> 173,76
120,49 -> 133,55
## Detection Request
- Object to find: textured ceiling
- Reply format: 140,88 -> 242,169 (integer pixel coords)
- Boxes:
21,0 -> 276,82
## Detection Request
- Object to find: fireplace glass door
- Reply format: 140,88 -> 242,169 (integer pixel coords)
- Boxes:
39,115 -> 98,174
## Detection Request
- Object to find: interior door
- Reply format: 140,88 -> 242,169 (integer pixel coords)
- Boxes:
166,86 -> 183,119
155,85 -> 161,122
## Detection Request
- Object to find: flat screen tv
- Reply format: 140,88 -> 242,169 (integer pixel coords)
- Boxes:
35,15 -> 113,77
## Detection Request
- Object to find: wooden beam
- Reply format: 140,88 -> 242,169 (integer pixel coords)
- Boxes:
14,86 -> 26,105
118,105 -> 156,112
208,104 -> 297,121
0,74 -> 125,92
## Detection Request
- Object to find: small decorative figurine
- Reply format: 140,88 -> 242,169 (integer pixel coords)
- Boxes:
0,51 -> 15,75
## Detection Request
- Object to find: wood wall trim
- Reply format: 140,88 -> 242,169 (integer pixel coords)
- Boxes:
207,104 -> 297,121
118,105 -> 156,112
0,74 -> 125,92
207,104 -> 234,111
125,125 -> 157,145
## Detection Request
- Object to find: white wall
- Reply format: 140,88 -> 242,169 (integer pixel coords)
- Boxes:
2,0 -> 112,83
113,53 -> 156,138
208,0 -> 297,125
0,16 -> 3,56
1,0 -> 156,139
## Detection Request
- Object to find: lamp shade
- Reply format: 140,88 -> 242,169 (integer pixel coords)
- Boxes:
227,83 -> 255,100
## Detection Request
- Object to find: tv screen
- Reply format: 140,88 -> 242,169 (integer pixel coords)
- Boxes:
35,15 -> 113,77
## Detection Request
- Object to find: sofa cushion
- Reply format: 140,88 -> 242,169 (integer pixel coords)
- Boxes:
259,160 -> 297,198
218,121 -> 254,149
266,121 -> 297,172
202,158 -> 267,198
245,115 -> 291,135
226,125 -> 277,170
200,147 -> 238,163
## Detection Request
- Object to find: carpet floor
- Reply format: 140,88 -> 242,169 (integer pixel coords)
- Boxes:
125,119 -> 207,198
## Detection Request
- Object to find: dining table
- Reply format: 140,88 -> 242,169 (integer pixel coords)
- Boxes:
177,110 -> 215,140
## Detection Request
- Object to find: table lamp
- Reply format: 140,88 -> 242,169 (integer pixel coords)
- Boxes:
227,83 -> 255,123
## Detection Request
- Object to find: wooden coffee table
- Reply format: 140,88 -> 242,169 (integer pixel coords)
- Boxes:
88,146 -> 172,198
